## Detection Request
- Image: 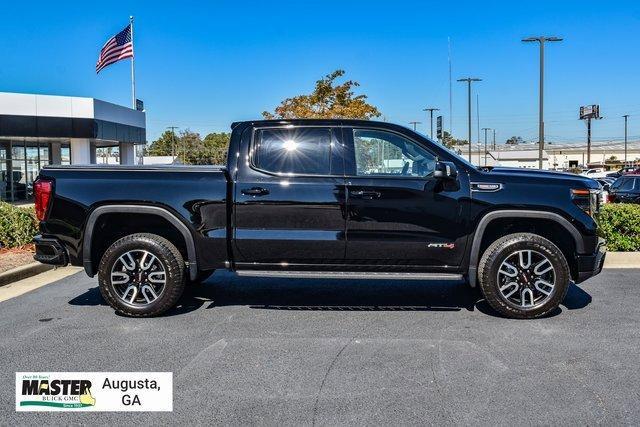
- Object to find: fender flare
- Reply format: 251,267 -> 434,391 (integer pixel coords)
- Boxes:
467,210 -> 584,287
82,205 -> 198,281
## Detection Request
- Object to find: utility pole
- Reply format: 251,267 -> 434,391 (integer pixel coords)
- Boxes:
448,37 -> 453,138
476,94 -> 480,149
457,77 -> 482,163
167,126 -> 178,160
409,121 -> 421,131
522,36 -> 563,170
482,128 -> 491,166
492,129 -> 496,150
623,115 -> 630,165
423,108 -> 439,138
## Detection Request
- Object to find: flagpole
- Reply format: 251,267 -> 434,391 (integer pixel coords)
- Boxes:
130,15 -> 136,109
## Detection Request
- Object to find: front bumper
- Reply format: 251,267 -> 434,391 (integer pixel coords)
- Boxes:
33,235 -> 68,266
576,238 -> 606,283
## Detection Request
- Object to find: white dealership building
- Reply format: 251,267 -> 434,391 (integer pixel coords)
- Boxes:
0,92 -> 146,202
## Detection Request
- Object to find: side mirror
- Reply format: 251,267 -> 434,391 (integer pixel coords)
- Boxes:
433,161 -> 458,180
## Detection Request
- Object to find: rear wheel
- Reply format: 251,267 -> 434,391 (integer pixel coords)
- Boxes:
98,233 -> 186,317
477,233 -> 570,319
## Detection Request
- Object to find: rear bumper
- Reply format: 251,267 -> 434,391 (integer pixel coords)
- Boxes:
33,235 -> 68,266
576,238 -> 606,283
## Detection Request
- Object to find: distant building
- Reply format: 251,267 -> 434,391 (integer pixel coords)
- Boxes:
0,92 -> 146,201
454,141 -> 640,170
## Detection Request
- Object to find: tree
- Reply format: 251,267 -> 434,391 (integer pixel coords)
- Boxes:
146,130 -> 177,156
505,136 -> 524,145
187,132 -> 230,165
262,69 -> 381,120
146,130 -> 230,165
441,131 -> 468,148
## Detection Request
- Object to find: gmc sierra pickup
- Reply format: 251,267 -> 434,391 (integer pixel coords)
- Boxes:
33,119 -> 606,318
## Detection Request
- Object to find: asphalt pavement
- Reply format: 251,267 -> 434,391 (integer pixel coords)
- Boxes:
2,269 -> 639,425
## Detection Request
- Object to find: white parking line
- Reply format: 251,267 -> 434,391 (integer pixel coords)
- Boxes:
0,266 -> 82,302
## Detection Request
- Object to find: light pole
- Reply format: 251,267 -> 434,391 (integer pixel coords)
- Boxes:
409,121 -> 421,131
482,128 -> 491,166
492,129 -> 496,150
457,77 -> 482,162
423,108 -> 439,139
522,36 -> 563,169
623,115 -> 630,165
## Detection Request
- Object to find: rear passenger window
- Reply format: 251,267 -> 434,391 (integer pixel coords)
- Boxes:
619,178 -> 636,191
253,128 -> 332,175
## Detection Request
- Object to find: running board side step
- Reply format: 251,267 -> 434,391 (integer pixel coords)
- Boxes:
234,270 -> 463,281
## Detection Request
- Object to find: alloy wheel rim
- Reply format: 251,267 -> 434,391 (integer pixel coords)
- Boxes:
496,249 -> 556,309
110,250 -> 166,307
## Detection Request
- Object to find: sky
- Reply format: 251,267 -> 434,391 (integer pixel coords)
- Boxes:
1,0 -> 639,145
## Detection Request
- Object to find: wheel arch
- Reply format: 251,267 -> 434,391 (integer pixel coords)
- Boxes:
82,205 -> 198,281
467,210 -> 584,287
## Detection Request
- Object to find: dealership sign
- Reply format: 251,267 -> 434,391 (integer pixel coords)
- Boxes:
580,105 -> 600,120
16,372 -> 172,411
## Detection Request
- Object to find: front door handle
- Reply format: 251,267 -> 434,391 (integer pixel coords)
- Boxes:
350,189 -> 381,199
241,187 -> 270,196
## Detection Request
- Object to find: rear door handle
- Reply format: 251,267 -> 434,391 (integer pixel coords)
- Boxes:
350,189 -> 381,199
241,187 -> 270,196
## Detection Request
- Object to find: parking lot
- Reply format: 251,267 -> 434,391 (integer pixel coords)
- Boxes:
2,268 -> 639,424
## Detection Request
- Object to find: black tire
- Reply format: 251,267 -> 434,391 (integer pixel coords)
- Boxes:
98,233 -> 186,317
477,232 -> 570,319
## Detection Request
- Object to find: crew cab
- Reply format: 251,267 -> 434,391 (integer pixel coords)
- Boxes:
33,119 -> 606,319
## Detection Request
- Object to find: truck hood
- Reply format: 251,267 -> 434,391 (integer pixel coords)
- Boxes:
480,167 -> 599,189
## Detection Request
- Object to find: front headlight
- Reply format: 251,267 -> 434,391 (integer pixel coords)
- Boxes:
571,188 -> 600,216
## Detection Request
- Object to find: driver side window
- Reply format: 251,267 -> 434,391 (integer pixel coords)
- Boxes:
353,129 -> 436,178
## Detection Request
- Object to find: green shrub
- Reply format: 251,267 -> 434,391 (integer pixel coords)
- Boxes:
0,202 -> 38,248
597,203 -> 640,251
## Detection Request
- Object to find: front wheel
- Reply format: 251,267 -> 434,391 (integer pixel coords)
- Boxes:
477,233 -> 570,319
98,233 -> 186,317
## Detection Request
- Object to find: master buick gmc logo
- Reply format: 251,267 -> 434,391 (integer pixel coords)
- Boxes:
19,376 -> 96,409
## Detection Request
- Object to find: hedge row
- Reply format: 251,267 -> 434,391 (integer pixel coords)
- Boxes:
1,200 -> 639,251
0,202 -> 39,248
596,203 -> 640,252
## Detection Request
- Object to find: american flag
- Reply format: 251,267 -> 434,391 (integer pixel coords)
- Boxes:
96,24 -> 134,73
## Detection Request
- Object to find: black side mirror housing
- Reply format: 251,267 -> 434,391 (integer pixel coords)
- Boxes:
434,161 -> 458,180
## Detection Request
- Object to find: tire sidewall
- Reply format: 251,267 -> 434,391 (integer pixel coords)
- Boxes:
481,235 -> 570,318
98,234 -> 185,317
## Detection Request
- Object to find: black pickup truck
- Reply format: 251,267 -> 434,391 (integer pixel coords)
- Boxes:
33,119 -> 606,318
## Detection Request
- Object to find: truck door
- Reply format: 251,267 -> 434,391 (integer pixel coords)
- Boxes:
343,127 -> 467,269
233,125 -> 347,268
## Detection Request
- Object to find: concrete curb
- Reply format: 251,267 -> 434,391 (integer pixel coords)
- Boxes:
604,252 -> 640,269
0,262 -> 54,287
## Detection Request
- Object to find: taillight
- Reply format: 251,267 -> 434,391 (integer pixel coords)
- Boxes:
34,178 -> 53,221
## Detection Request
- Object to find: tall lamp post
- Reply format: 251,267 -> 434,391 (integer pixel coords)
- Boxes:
522,36 -> 563,169
423,108 -> 439,139
457,77 -> 482,162
623,115 -> 630,165
482,127 -> 491,166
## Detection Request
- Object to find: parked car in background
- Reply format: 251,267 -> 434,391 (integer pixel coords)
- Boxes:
608,174 -> 640,204
606,166 -> 640,179
595,178 -> 614,204
581,168 -> 609,179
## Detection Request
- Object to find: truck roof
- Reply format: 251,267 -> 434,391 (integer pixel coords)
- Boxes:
231,118 -> 411,130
